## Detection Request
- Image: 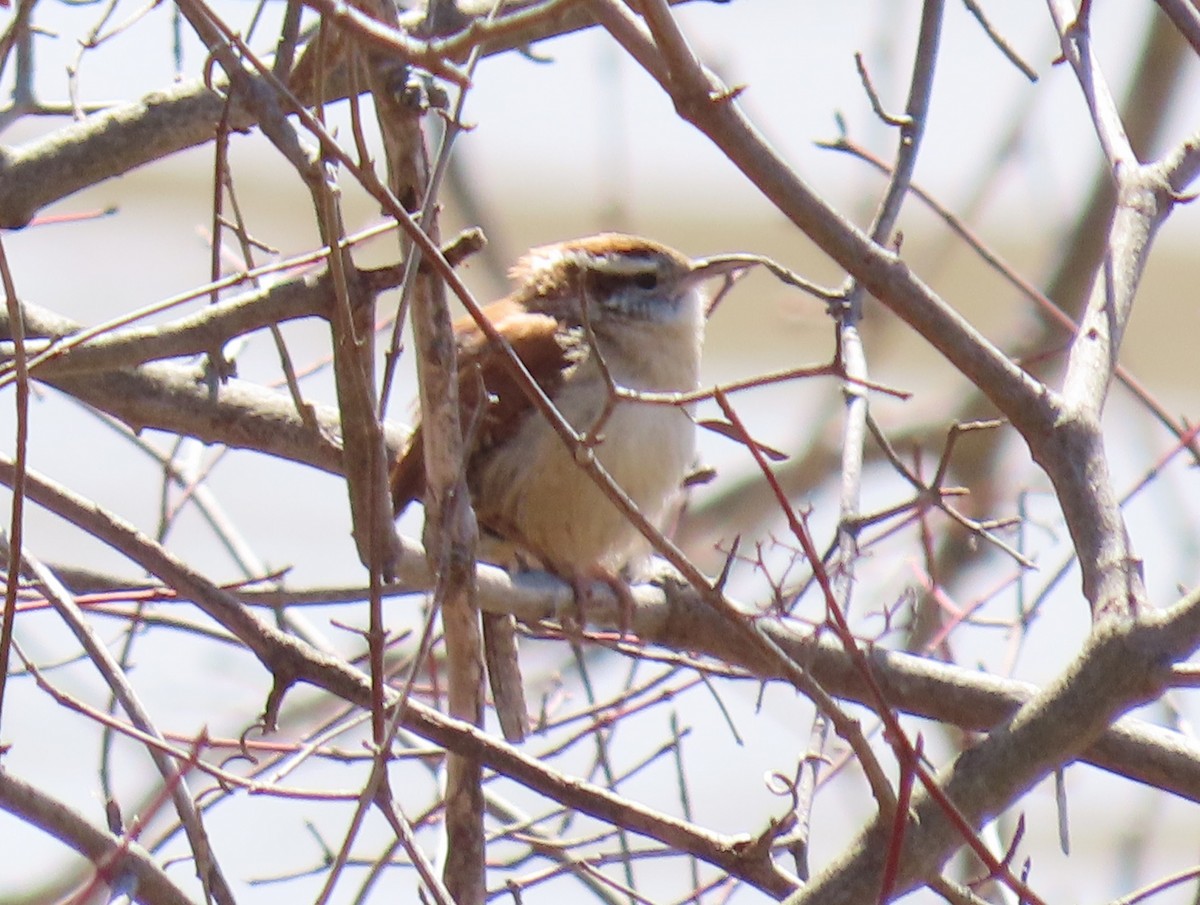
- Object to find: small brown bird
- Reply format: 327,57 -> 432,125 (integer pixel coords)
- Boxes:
392,233 -> 744,739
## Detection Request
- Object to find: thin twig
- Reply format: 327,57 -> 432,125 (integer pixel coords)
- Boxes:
0,232 -> 26,729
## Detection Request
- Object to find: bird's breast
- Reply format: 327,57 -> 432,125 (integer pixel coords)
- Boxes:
472,356 -> 698,575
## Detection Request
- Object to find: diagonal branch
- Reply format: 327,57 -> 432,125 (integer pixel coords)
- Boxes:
0,458 -> 800,898
785,588 -> 1200,904
0,297 -> 406,474
0,0 -> 704,228
0,769 -> 195,905
585,0 -> 1052,447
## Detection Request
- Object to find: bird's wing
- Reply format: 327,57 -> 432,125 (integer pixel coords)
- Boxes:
389,300 -> 570,515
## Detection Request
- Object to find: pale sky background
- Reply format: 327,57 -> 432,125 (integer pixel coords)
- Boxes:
2,2 -> 1200,903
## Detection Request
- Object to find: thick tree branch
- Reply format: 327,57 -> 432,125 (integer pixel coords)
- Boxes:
786,588 -> 1200,904
0,769 -> 195,905
0,459 -> 799,898
46,539 -> 1200,809
0,0 -> 700,228
586,0 -> 1052,456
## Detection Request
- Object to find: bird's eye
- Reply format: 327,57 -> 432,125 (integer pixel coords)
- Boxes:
633,271 -> 659,290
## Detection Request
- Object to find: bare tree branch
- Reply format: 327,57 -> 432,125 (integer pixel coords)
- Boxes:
0,769 -> 195,905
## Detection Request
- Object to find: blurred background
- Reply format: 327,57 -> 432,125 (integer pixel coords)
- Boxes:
1,1 -> 1200,902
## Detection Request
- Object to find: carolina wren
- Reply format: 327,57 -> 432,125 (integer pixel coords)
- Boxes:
392,233 -> 744,738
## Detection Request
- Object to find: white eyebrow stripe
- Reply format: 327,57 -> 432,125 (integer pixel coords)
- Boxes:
591,255 -> 659,275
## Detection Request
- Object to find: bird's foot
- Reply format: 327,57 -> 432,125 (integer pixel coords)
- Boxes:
567,570 -> 637,643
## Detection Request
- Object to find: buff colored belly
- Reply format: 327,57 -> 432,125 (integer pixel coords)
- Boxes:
473,385 -> 695,574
